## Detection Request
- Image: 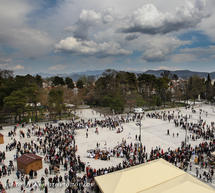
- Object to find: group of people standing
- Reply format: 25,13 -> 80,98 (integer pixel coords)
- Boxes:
0,106 -> 215,193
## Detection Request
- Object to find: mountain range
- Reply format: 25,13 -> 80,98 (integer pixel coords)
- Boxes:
35,69 -> 215,81
144,70 -> 215,79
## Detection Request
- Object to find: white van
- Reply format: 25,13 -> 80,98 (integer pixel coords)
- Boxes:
134,108 -> 144,113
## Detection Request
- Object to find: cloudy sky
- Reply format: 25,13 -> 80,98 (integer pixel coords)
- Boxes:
0,0 -> 215,74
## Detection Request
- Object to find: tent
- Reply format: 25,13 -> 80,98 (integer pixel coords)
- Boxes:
162,181 -> 215,193
95,159 -> 215,193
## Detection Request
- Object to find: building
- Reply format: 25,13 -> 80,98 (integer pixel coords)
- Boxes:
95,158 -> 215,193
0,133 -> 4,144
17,154 -> 43,174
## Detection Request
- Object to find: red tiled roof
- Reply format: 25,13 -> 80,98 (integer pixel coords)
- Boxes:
17,153 -> 42,165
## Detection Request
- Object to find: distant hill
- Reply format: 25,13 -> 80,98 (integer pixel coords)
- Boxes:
144,70 -> 215,79
36,70 -> 105,81
35,69 -> 215,80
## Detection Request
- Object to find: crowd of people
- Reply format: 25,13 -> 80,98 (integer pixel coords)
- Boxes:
0,106 -> 215,193
86,106 -> 215,190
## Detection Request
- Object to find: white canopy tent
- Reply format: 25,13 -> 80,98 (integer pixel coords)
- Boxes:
95,159 -> 215,193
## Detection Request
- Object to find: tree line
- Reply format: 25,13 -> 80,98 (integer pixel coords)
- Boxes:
0,69 -> 215,123
82,70 -> 215,113
0,70 -> 80,124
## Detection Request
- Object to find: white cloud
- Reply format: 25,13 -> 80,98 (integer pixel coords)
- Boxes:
0,0 -> 53,58
142,36 -> 190,62
0,63 -> 9,69
120,0 -> 208,35
156,66 -> 181,71
12,65 -> 24,70
197,0 -> 215,41
171,53 -> 197,63
64,9 -> 116,40
49,64 -> 67,71
0,55 -> 24,71
1,0 -> 215,72
0,62 -> 24,71
65,9 -> 102,40
170,46 -> 215,62
56,0 -> 209,63
55,37 -> 131,57
0,58 -> 12,64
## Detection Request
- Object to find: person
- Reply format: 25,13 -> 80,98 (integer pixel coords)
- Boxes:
16,170 -> 20,179
45,185 -> 48,193
34,170 -> 37,178
45,168 -> 48,177
29,169 -> 33,179
6,179 -> 10,189
196,168 -> 199,177
13,181 -> 16,188
25,176 -> 29,186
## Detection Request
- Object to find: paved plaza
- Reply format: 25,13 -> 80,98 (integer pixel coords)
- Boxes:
1,103 -> 215,192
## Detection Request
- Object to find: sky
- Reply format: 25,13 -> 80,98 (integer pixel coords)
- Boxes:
0,0 -> 215,75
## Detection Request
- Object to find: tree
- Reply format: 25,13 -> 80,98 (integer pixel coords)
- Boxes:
137,74 -> 156,97
4,90 -> 27,122
76,79 -> 84,89
65,77 -> 74,89
24,86 -> 41,122
172,74 -> 178,80
161,70 -> 171,79
0,75 -> 15,109
48,89 -> 64,118
205,74 -> 213,101
35,75 -> 43,88
102,94 -> 125,113
155,77 -> 170,107
0,69 -> 13,79
187,76 -> 205,103
52,76 -> 65,86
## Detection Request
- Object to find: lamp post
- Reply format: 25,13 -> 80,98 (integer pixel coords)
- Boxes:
184,115 -> 188,147
136,115 -> 142,144
139,119 -> 142,143
185,124 -> 187,147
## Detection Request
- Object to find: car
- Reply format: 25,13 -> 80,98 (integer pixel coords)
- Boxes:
134,108 -> 144,113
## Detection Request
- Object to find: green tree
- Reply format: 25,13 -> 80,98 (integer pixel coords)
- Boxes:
4,90 -> 27,122
137,74 -> 156,98
161,70 -> 171,79
65,77 -> 74,89
102,94 -> 125,113
172,74 -> 178,80
48,89 -> 64,118
52,76 -> 65,86
205,74 -> 213,101
76,79 -> 84,89
155,77 -> 170,107
24,86 -> 41,122
35,75 -> 43,88
187,76 -> 205,103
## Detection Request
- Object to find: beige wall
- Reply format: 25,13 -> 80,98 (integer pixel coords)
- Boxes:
17,159 -> 42,174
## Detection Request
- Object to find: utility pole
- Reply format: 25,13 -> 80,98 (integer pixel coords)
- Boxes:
185,125 -> 187,147
138,115 -> 142,143
139,119 -> 142,143
184,115 -> 188,147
